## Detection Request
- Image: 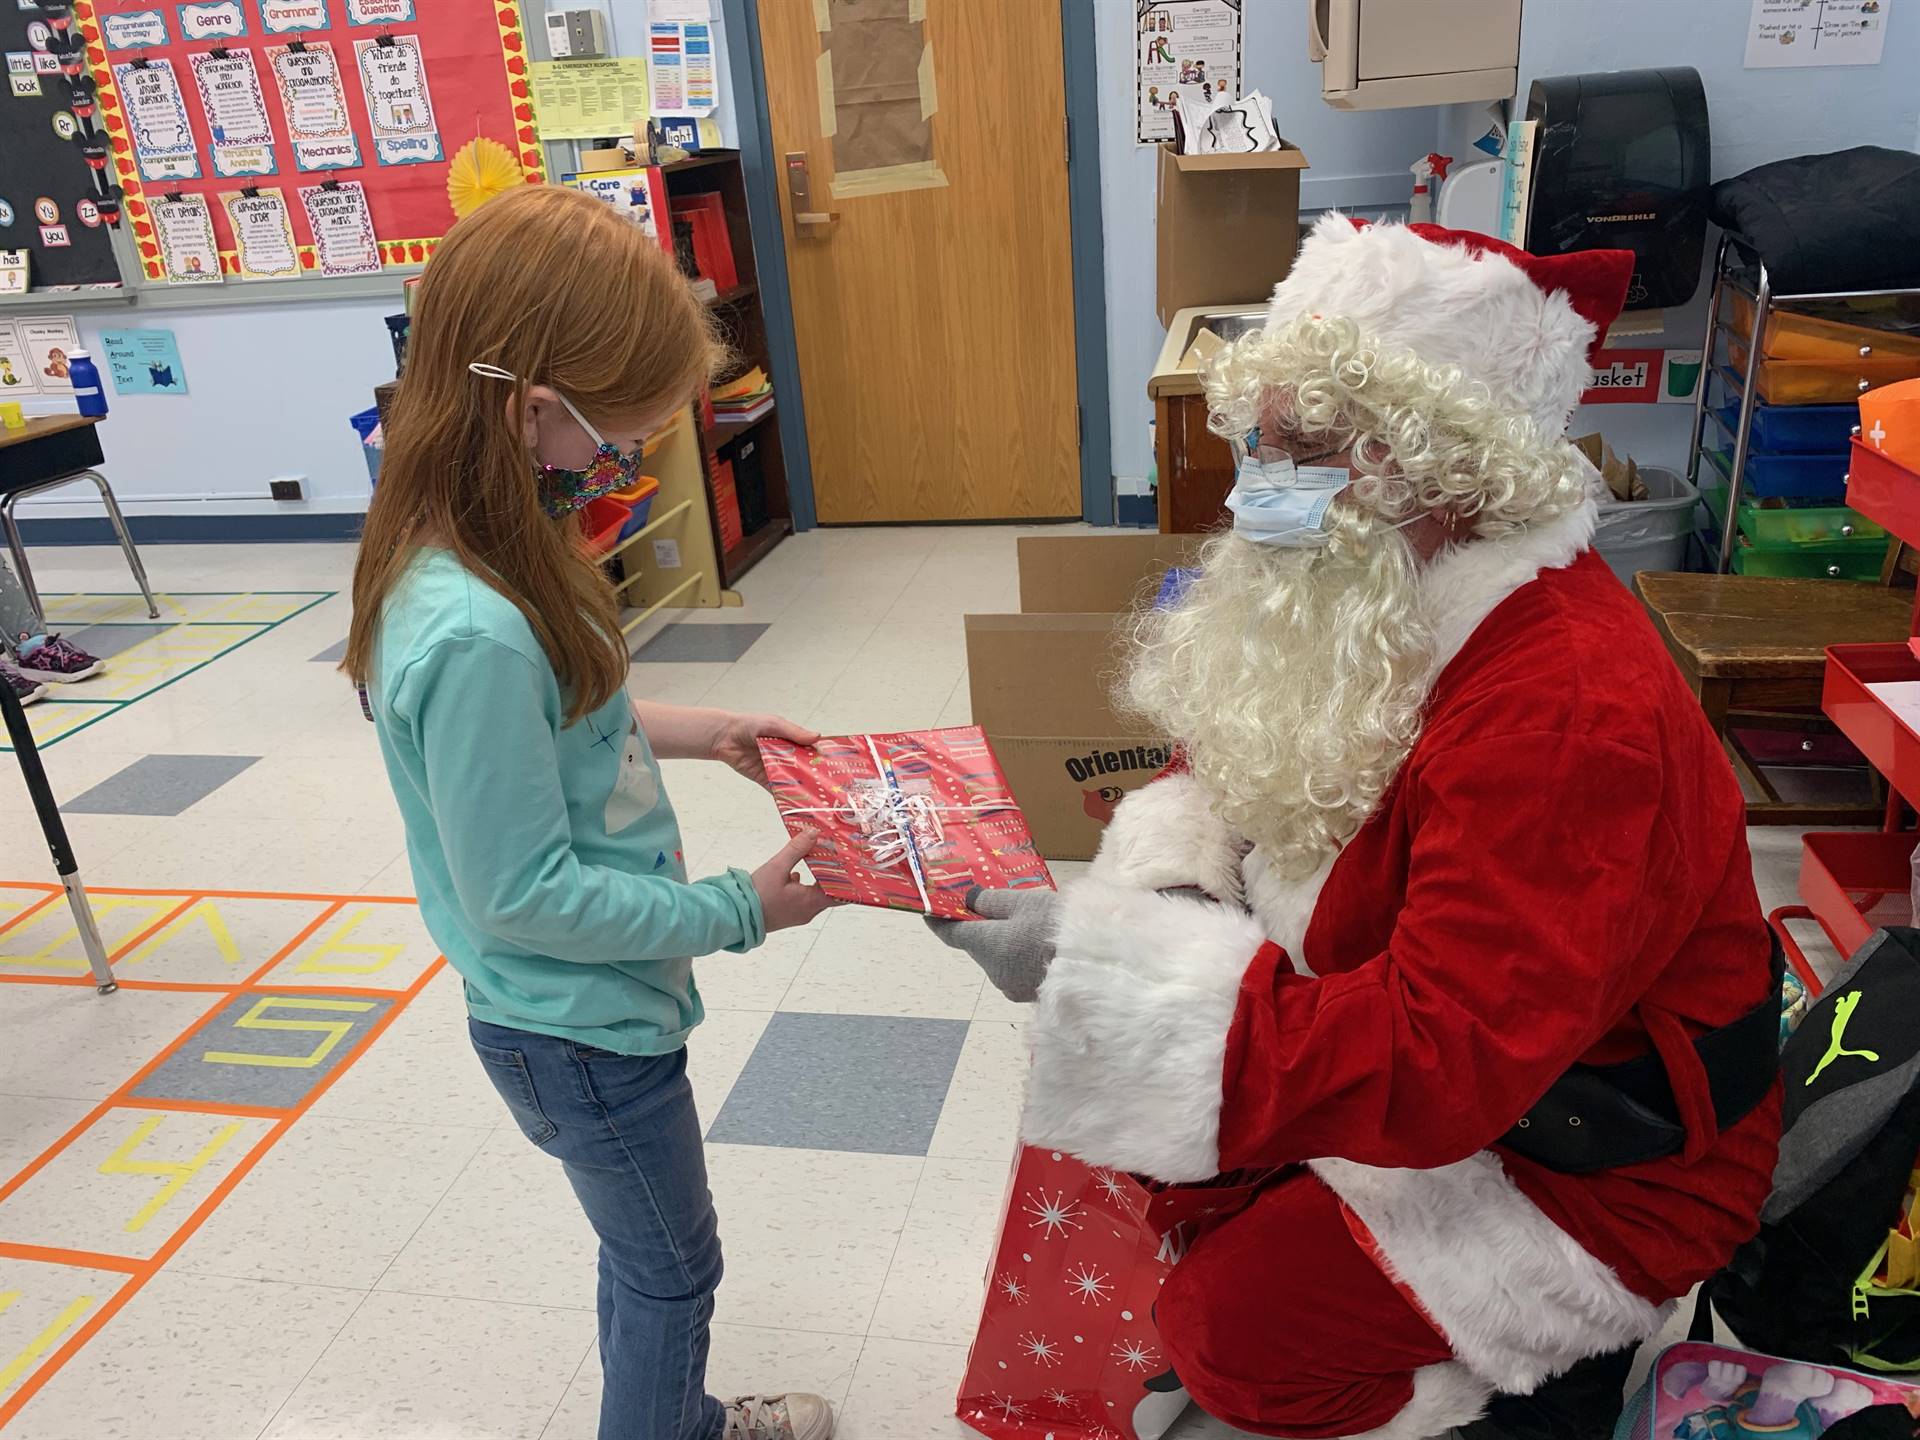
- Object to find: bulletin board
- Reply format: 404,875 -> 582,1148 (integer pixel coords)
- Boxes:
72,0 -> 545,285
0,3 -> 125,290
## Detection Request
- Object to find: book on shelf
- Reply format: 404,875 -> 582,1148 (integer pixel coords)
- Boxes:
711,395 -> 774,425
668,192 -> 738,290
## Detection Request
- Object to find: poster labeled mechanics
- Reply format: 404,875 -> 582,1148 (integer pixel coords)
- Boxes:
267,40 -> 359,170
113,57 -> 200,179
353,34 -> 441,164
1135,0 -> 1241,144
188,48 -> 275,176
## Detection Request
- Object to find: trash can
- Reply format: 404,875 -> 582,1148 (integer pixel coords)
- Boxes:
349,406 -> 383,488
1592,466 -> 1697,584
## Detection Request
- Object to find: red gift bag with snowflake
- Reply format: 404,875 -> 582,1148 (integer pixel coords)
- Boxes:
956,1145 -> 1279,1440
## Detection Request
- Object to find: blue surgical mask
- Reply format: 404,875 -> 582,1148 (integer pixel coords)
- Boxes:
1226,426 -> 1353,547
469,362 -> 646,517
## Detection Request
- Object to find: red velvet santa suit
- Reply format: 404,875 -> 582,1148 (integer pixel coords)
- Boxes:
1019,222 -> 1781,1440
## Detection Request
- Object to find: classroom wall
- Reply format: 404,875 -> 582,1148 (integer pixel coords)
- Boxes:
17,0 -> 733,528
1102,0 -> 1920,490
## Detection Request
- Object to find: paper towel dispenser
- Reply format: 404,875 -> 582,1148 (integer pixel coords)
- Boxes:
1525,67 -> 1711,311
1309,0 -> 1522,110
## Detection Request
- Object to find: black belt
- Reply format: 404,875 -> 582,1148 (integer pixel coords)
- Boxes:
1497,936 -> 1785,1175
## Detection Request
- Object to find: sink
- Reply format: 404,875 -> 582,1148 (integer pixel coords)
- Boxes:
1181,308 -> 1267,357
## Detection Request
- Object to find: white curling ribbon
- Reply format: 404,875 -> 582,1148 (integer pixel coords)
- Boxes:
780,735 -> 1018,914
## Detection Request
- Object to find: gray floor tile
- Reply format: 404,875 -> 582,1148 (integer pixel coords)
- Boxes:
64,753 -> 262,816
64,623 -> 166,662
129,992 -> 397,1108
706,1012 -> 969,1156
632,622 -> 769,663
310,638 -> 348,663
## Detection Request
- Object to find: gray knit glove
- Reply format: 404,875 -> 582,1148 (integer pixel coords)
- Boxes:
928,888 -> 1059,1004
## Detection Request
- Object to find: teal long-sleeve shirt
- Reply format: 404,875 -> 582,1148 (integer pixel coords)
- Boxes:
369,548 -> 765,1054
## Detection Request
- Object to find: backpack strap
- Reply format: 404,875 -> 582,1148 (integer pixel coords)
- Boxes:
1499,937 -> 1785,1174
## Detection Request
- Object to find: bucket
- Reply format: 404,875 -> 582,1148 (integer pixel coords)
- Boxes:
1592,465 -> 1696,584
350,406 -> 382,487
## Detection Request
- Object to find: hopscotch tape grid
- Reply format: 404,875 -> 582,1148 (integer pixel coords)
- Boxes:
0,884 -> 445,1427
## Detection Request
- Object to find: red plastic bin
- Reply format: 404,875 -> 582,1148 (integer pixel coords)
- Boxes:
581,496 -> 629,557
1846,438 -> 1920,552
1798,829 -> 1915,959
1823,642 -> 1920,809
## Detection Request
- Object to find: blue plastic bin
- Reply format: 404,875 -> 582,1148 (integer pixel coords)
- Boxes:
1712,393 -> 1859,454
1704,444 -> 1849,500
616,490 -> 656,541
350,406 -> 382,488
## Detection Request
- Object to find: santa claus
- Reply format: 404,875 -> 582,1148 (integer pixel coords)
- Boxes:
939,218 -> 1783,1439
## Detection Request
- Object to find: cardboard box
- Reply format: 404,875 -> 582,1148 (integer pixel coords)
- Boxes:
966,535 -> 1205,860
1156,144 -> 1309,328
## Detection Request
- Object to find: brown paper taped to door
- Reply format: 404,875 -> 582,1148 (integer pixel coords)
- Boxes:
821,0 -> 947,199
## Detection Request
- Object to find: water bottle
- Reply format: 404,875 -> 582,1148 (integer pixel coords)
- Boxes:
67,349 -> 107,418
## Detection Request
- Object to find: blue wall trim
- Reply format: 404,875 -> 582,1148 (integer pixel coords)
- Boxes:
722,0 -> 817,533
18,513 -> 364,546
1062,0 -> 1112,526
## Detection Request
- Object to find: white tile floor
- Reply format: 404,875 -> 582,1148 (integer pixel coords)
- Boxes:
0,528 -> 1842,1440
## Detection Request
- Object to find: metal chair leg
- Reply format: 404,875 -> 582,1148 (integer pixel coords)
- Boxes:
0,495 -> 46,629
85,471 -> 159,619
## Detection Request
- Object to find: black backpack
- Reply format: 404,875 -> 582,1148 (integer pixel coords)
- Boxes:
1709,927 -> 1920,1372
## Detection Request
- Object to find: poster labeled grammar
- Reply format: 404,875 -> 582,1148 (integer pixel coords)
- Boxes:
1136,0 -> 1241,144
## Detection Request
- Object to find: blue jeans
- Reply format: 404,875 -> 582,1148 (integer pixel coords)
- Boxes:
470,1019 -> 726,1440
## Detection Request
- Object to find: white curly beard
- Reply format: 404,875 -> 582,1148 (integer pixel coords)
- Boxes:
1123,517 -> 1438,880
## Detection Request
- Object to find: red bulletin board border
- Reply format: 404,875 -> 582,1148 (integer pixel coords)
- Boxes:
73,0 -> 546,281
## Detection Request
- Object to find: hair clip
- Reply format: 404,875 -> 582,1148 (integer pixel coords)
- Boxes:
288,38 -> 307,52
375,31 -> 395,45
240,185 -> 260,198
128,54 -> 152,68
320,178 -> 343,191
210,45 -> 230,58
162,189 -> 184,203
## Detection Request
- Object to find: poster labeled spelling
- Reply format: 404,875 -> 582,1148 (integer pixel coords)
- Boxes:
353,34 -> 441,164
1135,0 -> 1241,144
268,41 -> 360,170
219,187 -> 299,277
153,193 -> 223,282
189,49 -> 275,176
101,328 -> 188,394
113,58 -> 201,180
298,180 -> 380,276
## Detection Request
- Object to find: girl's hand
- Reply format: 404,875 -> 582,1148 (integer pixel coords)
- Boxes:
752,830 -> 836,932
711,712 -> 818,788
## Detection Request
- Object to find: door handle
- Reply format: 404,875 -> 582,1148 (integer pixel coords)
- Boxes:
785,151 -> 839,236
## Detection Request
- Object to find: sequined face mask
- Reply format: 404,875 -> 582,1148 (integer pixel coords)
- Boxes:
469,362 -> 646,518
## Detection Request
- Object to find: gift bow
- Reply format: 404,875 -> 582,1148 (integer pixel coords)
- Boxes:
781,735 -> 1017,914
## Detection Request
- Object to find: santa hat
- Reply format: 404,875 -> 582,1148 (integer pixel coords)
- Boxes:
1265,216 -> 1635,435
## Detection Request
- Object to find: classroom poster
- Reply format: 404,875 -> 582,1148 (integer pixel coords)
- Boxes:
258,0 -> 328,32
648,20 -> 685,112
1135,0 -> 1241,144
1745,0 -> 1888,67
682,20 -> 715,112
568,167 -> 658,237
344,0 -> 412,21
189,48 -> 276,176
353,34 -> 441,164
0,319 -> 40,394
176,0 -> 247,39
19,314 -> 80,390
298,179 -> 379,275
152,192 -> 222,282
100,8 -> 168,48
113,58 -> 201,179
267,41 -> 359,170
219,186 -> 299,276
527,57 -> 649,140
101,328 -> 188,392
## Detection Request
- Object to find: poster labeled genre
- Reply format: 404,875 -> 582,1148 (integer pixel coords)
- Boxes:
1136,0 -> 1241,144
100,8 -> 168,49
189,48 -> 276,176
0,320 -> 40,395
298,180 -> 379,275
152,192 -> 222,282
268,41 -> 360,170
219,186 -> 299,277
101,327 -> 187,393
353,34 -> 441,164
114,58 -> 200,179
176,0 -> 247,40
19,314 -> 80,390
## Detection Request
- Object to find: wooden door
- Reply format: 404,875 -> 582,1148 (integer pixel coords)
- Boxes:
758,0 -> 1082,522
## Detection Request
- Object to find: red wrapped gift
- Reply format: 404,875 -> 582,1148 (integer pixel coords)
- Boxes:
956,1145 -> 1282,1440
758,726 -> 1053,919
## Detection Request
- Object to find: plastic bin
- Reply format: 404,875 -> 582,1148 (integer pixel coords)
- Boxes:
1711,394 -> 1859,454
581,496 -> 629,557
612,476 -> 661,540
1700,483 -> 1885,545
349,405 -> 382,487
1704,443 -> 1848,500
1592,466 -> 1697,583
1732,533 -> 1889,579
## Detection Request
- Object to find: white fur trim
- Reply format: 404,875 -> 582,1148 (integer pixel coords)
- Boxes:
1088,773 -> 1246,906
1022,880 -> 1267,1182
1311,1153 -> 1666,1397
1241,844 -> 1332,973
1420,497 -> 1598,673
1269,215 -> 1598,435
1319,1362 -> 1490,1440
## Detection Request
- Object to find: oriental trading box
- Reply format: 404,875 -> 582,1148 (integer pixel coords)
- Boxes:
965,534 -> 1203,860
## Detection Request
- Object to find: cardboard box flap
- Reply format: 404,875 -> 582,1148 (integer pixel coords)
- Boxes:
1167,147 -> 1310,173
1016,534 -> 1206,615
965,612 -> 1131,736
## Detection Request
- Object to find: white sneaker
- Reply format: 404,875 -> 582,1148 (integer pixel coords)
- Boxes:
721,1393 -> 834,1440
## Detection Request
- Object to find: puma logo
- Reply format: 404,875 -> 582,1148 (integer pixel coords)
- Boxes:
1807,991 -> 1881,1086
